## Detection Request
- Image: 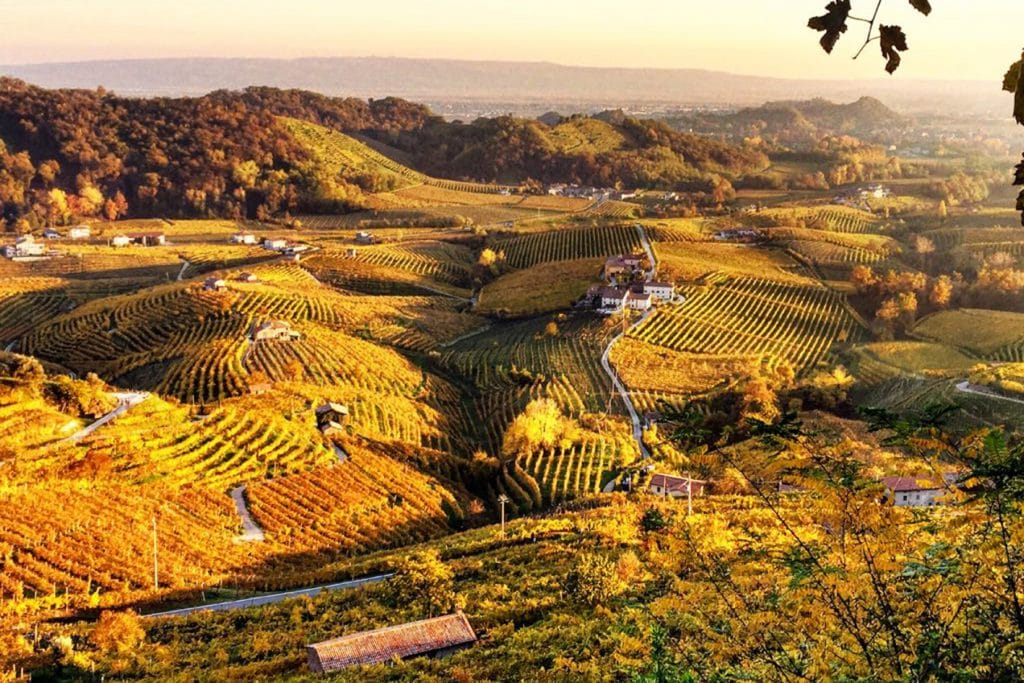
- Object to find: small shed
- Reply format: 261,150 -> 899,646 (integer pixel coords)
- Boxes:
650,473 -> 707,499
306,611 -> 478,673
315,402 -> 350,427
251,320 -> 301,342
237,272 -> 258,283
204,277 -> 227,291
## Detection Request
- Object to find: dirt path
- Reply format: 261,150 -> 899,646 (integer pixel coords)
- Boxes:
176,259 -> 190,281
145,573 -> 394,618
230,485 -> 265,542
65,391 -> 149,442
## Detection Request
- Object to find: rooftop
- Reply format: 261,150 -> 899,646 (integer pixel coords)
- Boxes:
306,611 -> 477,672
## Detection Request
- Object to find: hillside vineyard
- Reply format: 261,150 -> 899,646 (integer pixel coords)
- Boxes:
3,76 -> 1024,681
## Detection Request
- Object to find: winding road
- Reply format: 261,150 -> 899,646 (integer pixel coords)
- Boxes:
64,391 -> 150,442
601,223 -> 657,469
230,485 -> 265,542
145,573 -> 394,618
956,380 -> 1024,407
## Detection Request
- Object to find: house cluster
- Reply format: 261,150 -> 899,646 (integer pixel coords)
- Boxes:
2,234 -> 50,259
251,320 -> 301,342
589,285 -> 654,313
306,611 -> 477,674
833,184 -> 890,208
545,184 -> 636,201
41,225 -> 91,240
111,232 -> 166,247
263,237 -> 312,259
644,471 -> 960,509
314,402 -> 349,437
713,228 -> 761,242
230,232 -> 259,245
603,253 -> 646,280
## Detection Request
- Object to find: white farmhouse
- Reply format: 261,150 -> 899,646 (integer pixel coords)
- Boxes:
263,238 -> 288,251
110,234 -> 131,247
68,225 -> 92,240
643,282 -> 674,301
882,476 -> 946,507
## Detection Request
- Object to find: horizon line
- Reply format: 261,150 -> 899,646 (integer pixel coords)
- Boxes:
0,55 -> 997,85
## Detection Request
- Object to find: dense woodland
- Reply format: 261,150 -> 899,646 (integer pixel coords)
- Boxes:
0,79 -> 768,228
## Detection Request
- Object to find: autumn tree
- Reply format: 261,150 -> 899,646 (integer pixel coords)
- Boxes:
501,398 -> 580,458
564,552 -> 625,607
390,549 -> 458,618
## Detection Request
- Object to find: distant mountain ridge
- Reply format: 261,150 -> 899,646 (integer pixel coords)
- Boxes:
0,56 -> 1003,114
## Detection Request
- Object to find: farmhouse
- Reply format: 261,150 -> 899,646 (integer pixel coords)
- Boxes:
598,286 -> 628,311
203,277 -> 227,291
643,282 -> 674,301
42,228 -> 61,239
237,272 -> 258,283
247,381 -> 273,395
650,473 -> 708,499
604,253 -> 645,279
251,320 -> 301,342
263,238 -> 288,251
128,232 -> 165,246
68,225 -> 91,240
231,232 -> 258,245
625,290 -> 653,311
306,611 -> 478,673
881,476 -> 948,508
355,231 -> 375,245
110,234 -> 131,247
315,402 -> 350,435
3,235 -> 47,258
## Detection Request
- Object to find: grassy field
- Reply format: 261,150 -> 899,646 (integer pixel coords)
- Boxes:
848,341 -> 976,384
477,258 -> 603,317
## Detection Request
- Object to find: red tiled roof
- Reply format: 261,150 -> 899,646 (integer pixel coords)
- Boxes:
881,476 -> 943,493
306,611 -> 477,672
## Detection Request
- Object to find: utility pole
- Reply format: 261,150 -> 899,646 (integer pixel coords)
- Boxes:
686,473 -> 693,517
497,495 -> 509,536
151,516 -> 159,591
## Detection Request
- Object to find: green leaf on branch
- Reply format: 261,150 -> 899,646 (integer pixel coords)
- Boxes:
808,1 -> 851,54
908,0 -> 932,15
879,25 -> 908,74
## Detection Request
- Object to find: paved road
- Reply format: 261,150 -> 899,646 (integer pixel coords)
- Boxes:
230,485 -> 265,542
145,573 -> 394,618
956,380 -> 1024,407
176,259 -> 190,281
65,391 -> 149,442
600,223 -> 658,475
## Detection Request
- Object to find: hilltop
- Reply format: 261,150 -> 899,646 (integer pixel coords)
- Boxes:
666,96 -> 907,149
0,79 -> 765,226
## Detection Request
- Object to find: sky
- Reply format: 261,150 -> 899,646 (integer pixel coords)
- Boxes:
0,0 -> 1018,81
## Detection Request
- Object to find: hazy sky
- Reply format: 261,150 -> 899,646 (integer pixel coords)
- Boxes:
0,0 -> 1018,80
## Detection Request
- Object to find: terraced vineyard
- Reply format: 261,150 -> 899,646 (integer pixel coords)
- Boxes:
515,438 -> 634,506
814,207 -> 881,234
0,482 -> 250,601
79,397 -> 337,489
629,277 -> 861,373
0,280 -> 71,344
345,241 -> 474,287
581,200 -> 640,219
246,444 -> 462,554
497,225 -> 642,269
786,240 -> 885,266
